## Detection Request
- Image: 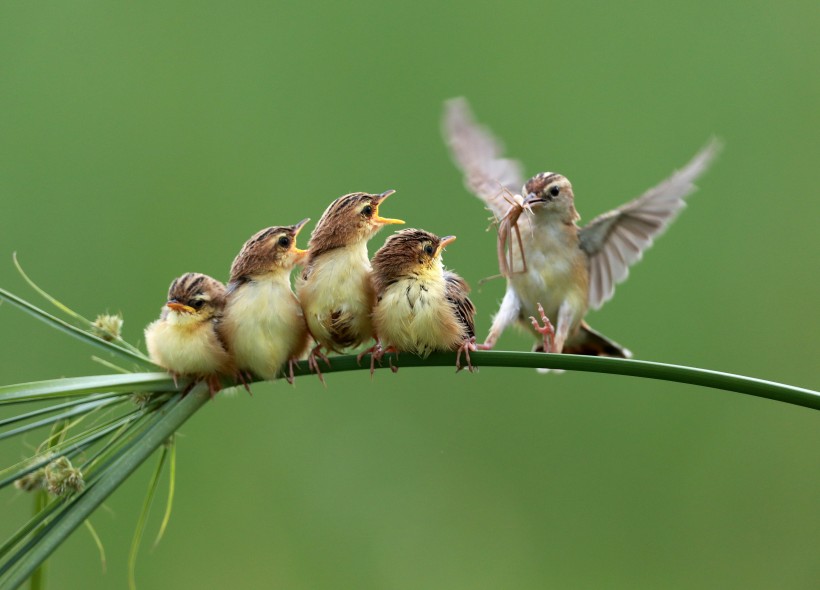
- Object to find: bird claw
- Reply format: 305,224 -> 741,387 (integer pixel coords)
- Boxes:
306,344 -> 331,386
456,337 -> 478,373
529,302 -> 555,353
206,375 -> 222,399
357,342 -> 384,378
285,357 -> 301,386
234,371 -> 253,395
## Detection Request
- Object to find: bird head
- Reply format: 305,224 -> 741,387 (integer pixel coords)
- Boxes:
371,229 -> 456,291
228,218 -> 310,282
162,273 -> 227,324
307,190 -> 404,258
522,173 -> 579,222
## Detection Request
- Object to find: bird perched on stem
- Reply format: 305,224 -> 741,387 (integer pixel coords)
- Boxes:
443,97 -> 720,357
369,228 -> 477,372
145,272 -> 233,396
220,219 -> 311,383
296,190 -> 404,378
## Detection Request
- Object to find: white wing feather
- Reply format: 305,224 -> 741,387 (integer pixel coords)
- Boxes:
442,97 -> 526,221
580,138 -> 722,310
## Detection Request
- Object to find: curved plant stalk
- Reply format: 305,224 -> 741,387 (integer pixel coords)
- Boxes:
0,287 -> 154,369
0,281 -> 818,588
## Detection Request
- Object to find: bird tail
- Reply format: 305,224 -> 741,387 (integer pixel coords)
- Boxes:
563,322 -> 632,358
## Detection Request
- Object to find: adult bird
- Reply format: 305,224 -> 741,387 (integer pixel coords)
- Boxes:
443,97 -> 720,357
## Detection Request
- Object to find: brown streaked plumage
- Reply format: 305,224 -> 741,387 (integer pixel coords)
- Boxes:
296,190 -> 404,377
370,228 -> 477,372
443,97 -> 720,360
219,219 -> 311,383
144,272 -> 233,396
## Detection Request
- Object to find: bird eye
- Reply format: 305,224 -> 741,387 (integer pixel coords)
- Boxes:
278,235 -> 291,248
192,299 -> 205,310
362,205 -> 373,217
549,186 -> 560,197
424,244 -> 434,256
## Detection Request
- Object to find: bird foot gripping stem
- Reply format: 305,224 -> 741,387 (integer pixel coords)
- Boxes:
455,337 -> 478,373
307,343 -> 332,385
357,342 -> 399,376
529,303 -> 555,353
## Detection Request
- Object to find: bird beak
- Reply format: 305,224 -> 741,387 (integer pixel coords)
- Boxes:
166,301 -> 195,313
435,235 -> 457,257
372,189 -> 405,225
291,218 -> 310,256
523,192 -> 540,206
291,218 -> 310,235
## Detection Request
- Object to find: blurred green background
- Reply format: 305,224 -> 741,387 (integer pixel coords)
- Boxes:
1,1 -> 818,588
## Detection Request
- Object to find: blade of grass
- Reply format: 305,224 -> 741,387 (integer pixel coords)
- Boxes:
0,287 -> 154,368
83,520 -> 106,573
153,438 -> 176,548
0,389 -> 208,588
284,351 -> 820,411
0,373 -> 178,405
0,398 -> 123,442
0,393 -> 123,429
13,253 -> 146,357
128,444 -> 169,590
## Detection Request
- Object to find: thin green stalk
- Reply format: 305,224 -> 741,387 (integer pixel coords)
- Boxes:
0,390 -> 207,589
128,445 -> 169,590
283,351 -> 820,410
153,438 -> 176,548
0,287 -> 154,368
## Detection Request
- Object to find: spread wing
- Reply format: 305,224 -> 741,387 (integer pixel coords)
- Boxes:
444,272 -> 476,339
580,138 -> 721,310
442,97 -> 526,221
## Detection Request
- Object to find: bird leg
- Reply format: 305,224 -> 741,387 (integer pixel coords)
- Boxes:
552,300 -> 574,354
455,337 -> 478,373
234,371 -> 253,395
356,339 -> 382,373
285,357 -> 302,386
360,342 -> 398,376
306,343 -> 331,385
206,375 -> 222,399
478,288 -> 520,350
529,303 -> 556,353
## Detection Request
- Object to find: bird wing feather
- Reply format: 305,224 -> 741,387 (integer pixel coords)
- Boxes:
579,138 -> 721,310
442,97 -> 526,222
444,272 -> 476,339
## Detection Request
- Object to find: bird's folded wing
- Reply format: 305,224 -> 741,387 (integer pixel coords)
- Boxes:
579,138 -> 721,310
442,97 -> 525,222
444,272 -> 477,339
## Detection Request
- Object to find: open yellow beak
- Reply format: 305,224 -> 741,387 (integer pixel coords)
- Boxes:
372,189 -> 405,225
291,217 -> 310,255
166,301 -> 195,314
435,235 -> 456,257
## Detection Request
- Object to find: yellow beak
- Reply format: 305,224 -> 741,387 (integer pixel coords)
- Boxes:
291,217 -> 310,255
372,189 -> 405,225
435,235 -> 456,257
166,301 -> 195,314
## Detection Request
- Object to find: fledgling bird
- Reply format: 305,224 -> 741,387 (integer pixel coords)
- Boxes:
370,229 -> 477,372
443,97 -> 720,356
144,272 -> 233,396
220,219 -> 311,383
296,190 -> 404,373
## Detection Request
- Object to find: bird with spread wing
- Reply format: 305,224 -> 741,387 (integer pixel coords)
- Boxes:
442,97 -> 720,358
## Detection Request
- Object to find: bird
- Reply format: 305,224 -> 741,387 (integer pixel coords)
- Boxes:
296,190 -> 404,375
370,228 -> 477,372
442,97 -> 720,357
219,219 -> 311,383
144,272 -> 233,396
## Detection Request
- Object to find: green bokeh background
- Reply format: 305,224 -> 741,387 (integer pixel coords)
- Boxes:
1,1 -> 818,588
